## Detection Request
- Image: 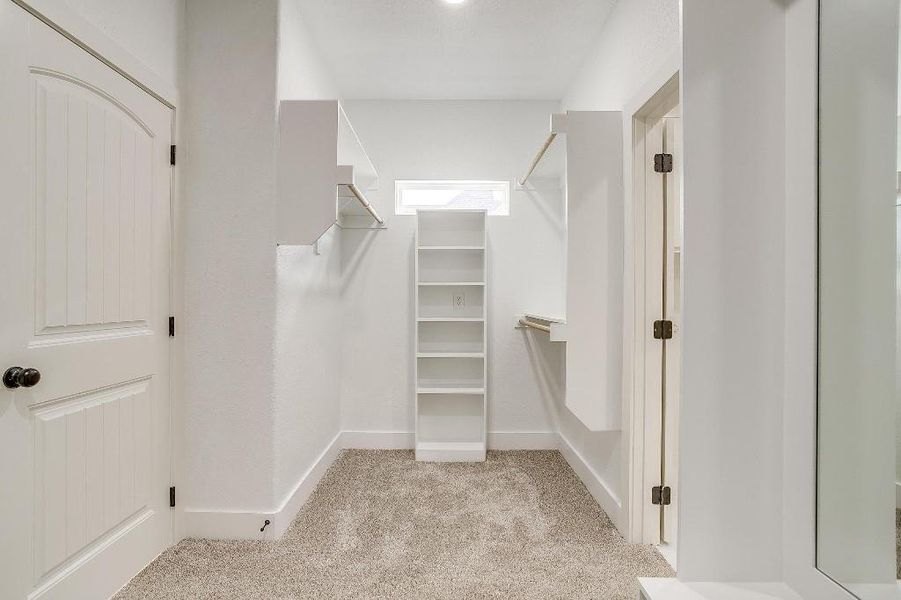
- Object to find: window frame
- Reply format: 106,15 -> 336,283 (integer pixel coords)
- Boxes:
394,180 -> 511,216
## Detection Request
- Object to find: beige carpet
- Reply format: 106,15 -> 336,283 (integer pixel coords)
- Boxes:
116,450 -> 673,599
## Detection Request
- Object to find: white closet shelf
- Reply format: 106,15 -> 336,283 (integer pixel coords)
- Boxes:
417,352 -> 485,359
415,441 -> 485,463
277,100 -> 383,245
417,387 -> 486,395
418,281 -> 485,287
417,246 -> 485,251
415,210 -> 487,463
417,317 -> 484,322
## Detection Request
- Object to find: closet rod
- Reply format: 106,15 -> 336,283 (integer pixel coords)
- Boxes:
346,182 -> 384,224
518,132 -> 558,187
518,318 -> 551,333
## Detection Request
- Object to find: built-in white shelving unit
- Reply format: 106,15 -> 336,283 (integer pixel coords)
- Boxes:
414,210 -> 488,462
277,100 -> 384,245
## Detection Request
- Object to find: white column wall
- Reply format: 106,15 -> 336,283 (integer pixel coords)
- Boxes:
182,0 -> 280,511
181,0 -> 344,523
679,0 -> 787,582
273,0 -> 343,507
560,0 -> 681,528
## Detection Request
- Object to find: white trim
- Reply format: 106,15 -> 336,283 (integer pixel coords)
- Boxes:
896,482 -> 901,508
638,579 -> 804,600
782,0 -> 858,597
620,53 -> 682,546
558,432 -> 624,531
182,432 -> 342,540
395,180 -> 510,216
10,0 -> 178,106
341,430 -> 414,449
179,431 -> 615,541
339,430 -> 559,451
487,431 -> 558,450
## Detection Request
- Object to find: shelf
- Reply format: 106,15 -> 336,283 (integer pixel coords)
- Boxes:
418,282 -> 485,287
417,211 -> 486,248
418,246 -> 485,251
417,352 -> 484,359
417,317 -> 484,322
418,285 -> 483,319
415,441 -> 486,463
277,100 -> 381,245
418,320 -> 484,354
417,387 -> 485,395
415,210 -> 487,463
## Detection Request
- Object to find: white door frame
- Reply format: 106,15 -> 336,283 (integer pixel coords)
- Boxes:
8,0 -> 185,544
620,57 -> 681,550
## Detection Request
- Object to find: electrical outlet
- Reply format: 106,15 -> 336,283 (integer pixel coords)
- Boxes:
453,292 -> 466,311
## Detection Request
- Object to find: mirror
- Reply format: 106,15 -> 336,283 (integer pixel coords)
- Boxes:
817,1 -> 901,598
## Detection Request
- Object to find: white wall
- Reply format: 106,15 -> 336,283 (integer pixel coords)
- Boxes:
273,0 -> 343,505
338,100 -> 565,441
563,0 -> 680,111
57,0 -> 183,89
679,0 -> 787,582
556,0 -> 681,526
16,0 -> 182,105
181,0 -> 345,523
182,0 -> 280,512
277,0 -> 338,101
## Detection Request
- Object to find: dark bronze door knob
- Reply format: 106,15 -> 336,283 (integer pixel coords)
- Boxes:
3,367 -> 41,389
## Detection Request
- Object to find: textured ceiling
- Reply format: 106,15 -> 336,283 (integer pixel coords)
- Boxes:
295,0 -> 617,99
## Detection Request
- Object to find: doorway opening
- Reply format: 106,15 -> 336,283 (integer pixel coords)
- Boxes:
629,74 -> 681,569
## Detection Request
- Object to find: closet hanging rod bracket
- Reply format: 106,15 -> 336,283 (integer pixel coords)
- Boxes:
343,182 -> 384,225
518,113 -> 567,187
517,318 -> 551,334
515,314 -> 568,342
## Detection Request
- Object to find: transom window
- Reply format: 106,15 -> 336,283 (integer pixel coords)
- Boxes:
394,180 -> 510,216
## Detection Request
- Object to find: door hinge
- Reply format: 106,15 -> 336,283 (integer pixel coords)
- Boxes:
170,145 -> 176,166
654,153 -> 673,173
651,485 -> 672,506
169,486 -> 176,508
169,316 -> 175,337
653,319 -> 673,340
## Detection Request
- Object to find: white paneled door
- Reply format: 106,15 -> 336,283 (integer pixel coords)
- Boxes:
0,5 -> 173,599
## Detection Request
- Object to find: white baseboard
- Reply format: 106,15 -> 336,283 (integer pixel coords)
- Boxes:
341,430 -> 414,449
181,430 -> 612,541
487,431 -> 559,449
639,578 -> 804,600
558,432 -> 623,531
182,431 -> 342,540
340,430 -> 558,451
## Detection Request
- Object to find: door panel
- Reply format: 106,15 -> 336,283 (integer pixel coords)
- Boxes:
34,71 -> 155,335
33,378 -> 152,579
0,5 -> 172,599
